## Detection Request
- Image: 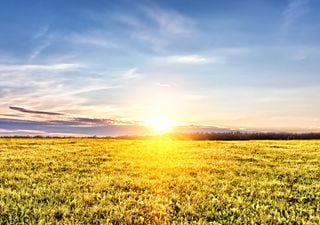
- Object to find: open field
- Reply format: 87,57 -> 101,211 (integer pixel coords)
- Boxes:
0,138 -> 319,224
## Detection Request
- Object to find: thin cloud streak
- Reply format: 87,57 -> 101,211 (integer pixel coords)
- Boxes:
159,55 -> 222,64
29,25 -> 52,61
66,86 -> 122,96
0,105 -> 142,136
10,106 -> 64,116
0,63 -> 84,72
0,117 -> 148,137
121,67 -> 141,79
155,82 -> 171,88
29,41 -> 51,61
32,26 -> 50,40
7,106 -> 134,126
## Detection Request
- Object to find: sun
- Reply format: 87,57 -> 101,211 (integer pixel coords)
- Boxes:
145,115 -> 178,134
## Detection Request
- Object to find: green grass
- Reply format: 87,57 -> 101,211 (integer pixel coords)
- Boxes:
0,138 -> 319,224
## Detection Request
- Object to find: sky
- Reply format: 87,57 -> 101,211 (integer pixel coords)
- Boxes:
1,0 -> 320,136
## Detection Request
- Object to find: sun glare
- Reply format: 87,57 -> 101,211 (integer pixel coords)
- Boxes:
145,115 -> 178,134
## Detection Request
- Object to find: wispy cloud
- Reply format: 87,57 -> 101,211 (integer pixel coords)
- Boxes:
29,41 -> 51,61
121,67 -> 141,79
71,117 -> 117,126
159,54 -> 222,65
0,113 -> 22,118
155,82 -> 171,88
71,33 -> 118,48
141,5 -> 195,36
291,50 -> 307,61
0,63 -> 84,72
0,109 -> 145,136
110,4 -> 198,52
0,128 -> 92,137
68,86 -> 121,95
283,0 -> 309,30
0,117 -> 150,137
7,105 -> 134,126
32,26 -> 50,40
29,26 -> 52,61
112,13 -> 143,28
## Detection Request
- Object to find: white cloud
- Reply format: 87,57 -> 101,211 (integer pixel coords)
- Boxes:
155,82 -> 171,88
121,67 -> 141,79
160,55 -> 222,65
67,86 -> 121,95
0,63 -> 84,72
0,129 -> 48,134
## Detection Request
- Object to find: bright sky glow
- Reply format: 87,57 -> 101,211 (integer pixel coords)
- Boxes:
1,0 -> 320,136
145,115 -> 180,134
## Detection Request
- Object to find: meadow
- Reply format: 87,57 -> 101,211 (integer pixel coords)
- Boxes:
0,138 -> 319,224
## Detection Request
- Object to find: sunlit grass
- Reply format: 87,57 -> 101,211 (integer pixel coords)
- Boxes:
0,138 -> 319,224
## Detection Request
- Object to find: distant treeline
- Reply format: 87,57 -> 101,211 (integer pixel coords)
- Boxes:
165,132 -> 320,140
2,132 -> 320,140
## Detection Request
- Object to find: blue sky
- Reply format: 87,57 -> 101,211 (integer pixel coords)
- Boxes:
1,0 -> 320,136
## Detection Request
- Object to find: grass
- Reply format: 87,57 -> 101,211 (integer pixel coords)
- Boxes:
0,138 -> 319,224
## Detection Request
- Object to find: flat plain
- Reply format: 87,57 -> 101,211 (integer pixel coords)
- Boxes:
0,138 -> 319,224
